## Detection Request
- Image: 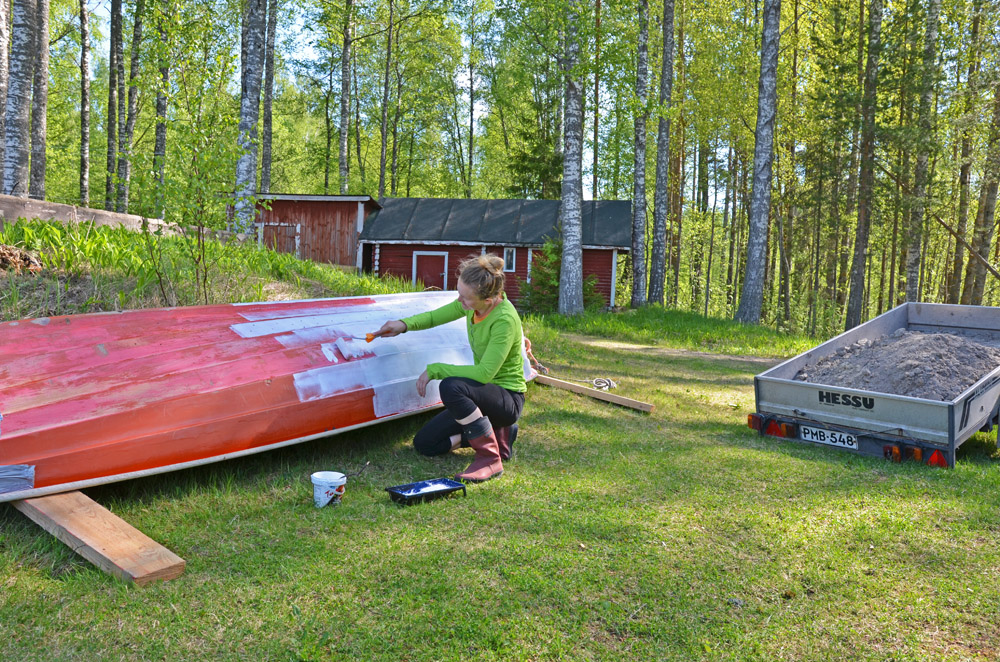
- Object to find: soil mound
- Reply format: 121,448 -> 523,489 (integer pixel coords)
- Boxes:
793,329 -> 1000,401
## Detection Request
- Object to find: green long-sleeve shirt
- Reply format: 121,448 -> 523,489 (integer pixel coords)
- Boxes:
401,295 -> 527,393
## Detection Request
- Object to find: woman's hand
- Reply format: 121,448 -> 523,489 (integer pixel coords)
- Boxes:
416,369 -> 430,397
374,320 -> 407,338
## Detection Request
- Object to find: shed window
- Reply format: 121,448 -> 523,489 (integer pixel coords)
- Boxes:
503,247 -> 516,272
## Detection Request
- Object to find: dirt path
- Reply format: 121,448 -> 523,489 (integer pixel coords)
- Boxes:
561,333 -> 784,369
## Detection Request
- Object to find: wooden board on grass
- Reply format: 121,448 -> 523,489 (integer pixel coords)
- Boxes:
12,491 -> 185,586
534,375 -> 655,413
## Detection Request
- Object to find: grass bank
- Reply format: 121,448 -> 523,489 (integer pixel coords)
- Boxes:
3,283 -> 999,659
0,219 -> 415,321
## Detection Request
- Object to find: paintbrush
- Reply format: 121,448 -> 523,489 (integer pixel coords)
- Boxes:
344,332 -> 382,343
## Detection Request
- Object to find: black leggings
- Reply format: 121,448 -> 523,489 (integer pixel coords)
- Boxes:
414,377 -> 525,456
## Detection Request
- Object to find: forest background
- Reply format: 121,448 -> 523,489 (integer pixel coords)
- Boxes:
0,0 -> 998,338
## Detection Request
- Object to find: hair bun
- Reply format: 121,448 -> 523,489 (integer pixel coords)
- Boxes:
483,255 -> 504,274
458,253 -> 506,299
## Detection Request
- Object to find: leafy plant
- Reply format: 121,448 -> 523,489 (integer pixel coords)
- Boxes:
516,236 -> 605,313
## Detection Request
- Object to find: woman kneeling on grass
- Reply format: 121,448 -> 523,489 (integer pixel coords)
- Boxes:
375,254 -> 526,482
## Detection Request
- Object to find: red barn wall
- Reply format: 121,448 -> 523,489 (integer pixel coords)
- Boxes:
582,248 -> 617,306
377,244 -> 485,290
372,243 -> 618,307
259,200 -> 377,266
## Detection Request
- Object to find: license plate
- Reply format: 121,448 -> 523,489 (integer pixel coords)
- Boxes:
799,424 -> 858,450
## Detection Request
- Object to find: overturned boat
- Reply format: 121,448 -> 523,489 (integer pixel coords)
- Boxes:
0,291 -> 528,502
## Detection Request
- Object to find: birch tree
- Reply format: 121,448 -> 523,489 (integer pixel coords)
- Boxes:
0,0 -> 10,186
105,0 -> 119,209
339,0 -> 353,194
28,0 -> 49,200
79,0 -> 91,206
153,0 -> 171,217
904,0 -> 940,302
630,0 -> 649,308
558,0 -> 584,315
649,0 -> 675,305
963,81 -> 1000,305
4,0 -> 35,197
260,0 -> 278,194
233,0 -> 267,232
734,0 -> 780,324
951,0 -> 982,303
116,0 -> 145,212
378,0 -> 395,199
845,0 -> 882,330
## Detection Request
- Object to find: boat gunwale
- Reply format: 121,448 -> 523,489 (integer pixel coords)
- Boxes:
0,405 -> 442,503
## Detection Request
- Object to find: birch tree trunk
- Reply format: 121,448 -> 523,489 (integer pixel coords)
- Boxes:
153,0 -> 169,217
558,0 -> 584,316
390,50 -> 402,196
104,0 -> 118,209
668,1 -> 685,305
734,0 -> 780,324
845,0 -> 883,330
967,82 -> 1000,304
630,0 -> 649,308
79,0 -> 90,206
378,0 -> 394,199
904,0 -> 940,302
0,0 -> 11,187
116,0 -> 144,212
233,0 -> 267,232
338,0 -> 353,194
353,57 -> 365,185
28,0 -> 49,200
466,12 -> 475,200
648,0 -> 675,306
259,0 -> 278,194
4,0 -> 35,197
114,0 -> 125,209
592,0 -> 600,198
950,0 -> 981,303
323,67 -> 332,193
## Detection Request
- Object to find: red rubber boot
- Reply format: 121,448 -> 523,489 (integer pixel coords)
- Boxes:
456,416 -> 504,482
496,423 -> 518,461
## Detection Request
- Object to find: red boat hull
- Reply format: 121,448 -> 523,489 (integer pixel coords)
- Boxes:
0,292 -> 498,501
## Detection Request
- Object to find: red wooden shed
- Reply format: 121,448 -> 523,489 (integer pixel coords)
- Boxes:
358,198 -> 631,307
255,195 -> 381,267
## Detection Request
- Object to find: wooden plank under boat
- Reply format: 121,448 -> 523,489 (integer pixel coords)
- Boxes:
0,291 -> 502,502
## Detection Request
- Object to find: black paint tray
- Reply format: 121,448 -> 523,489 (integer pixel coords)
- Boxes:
385,478 -> 467,505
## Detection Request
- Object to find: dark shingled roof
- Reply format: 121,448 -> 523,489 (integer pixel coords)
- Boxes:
359,198 -> 631,249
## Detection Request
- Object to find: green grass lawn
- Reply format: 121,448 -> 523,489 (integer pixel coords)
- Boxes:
3,310 -> 1000,661
2,228 -> 999,660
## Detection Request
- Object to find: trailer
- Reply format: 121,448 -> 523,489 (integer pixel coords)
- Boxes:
750,303 -> 1000,468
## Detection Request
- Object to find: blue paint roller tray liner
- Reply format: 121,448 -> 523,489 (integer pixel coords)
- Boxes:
386,478 -> 467,505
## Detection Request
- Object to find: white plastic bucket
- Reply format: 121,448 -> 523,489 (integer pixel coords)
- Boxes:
311,471 -> 347,507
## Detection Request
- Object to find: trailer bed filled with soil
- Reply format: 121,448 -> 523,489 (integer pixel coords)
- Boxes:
752,303 -> 1000,467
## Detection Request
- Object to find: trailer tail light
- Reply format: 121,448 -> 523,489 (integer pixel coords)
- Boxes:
884,444 -> 927,463
883,445 -> 901,462
747,414 -> 797,439
927,450 -> 948,468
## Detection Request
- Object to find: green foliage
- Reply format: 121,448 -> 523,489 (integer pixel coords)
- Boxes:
0,219 -> 417,321
516,237 -> 604,313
